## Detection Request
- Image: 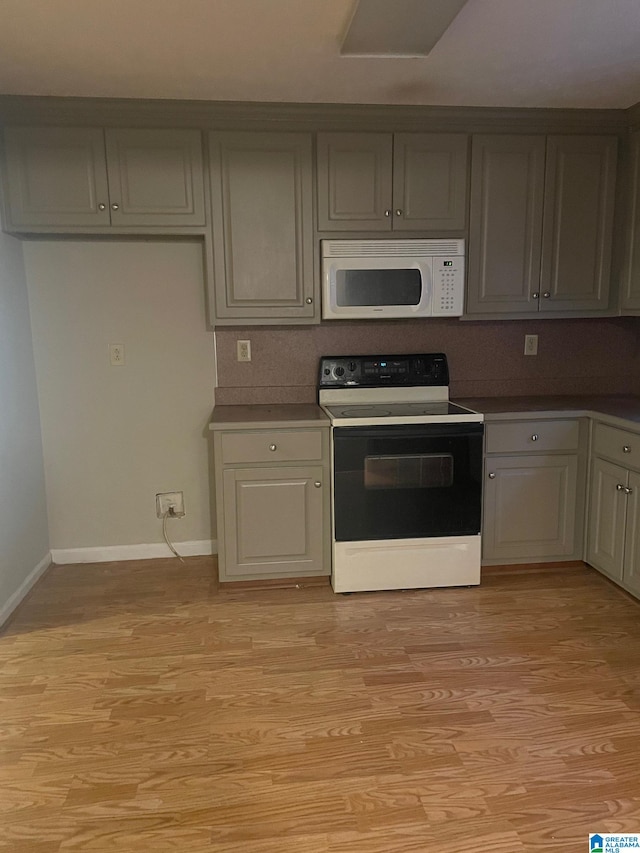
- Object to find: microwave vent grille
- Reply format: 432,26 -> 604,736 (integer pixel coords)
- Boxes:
322,239 -> 464,258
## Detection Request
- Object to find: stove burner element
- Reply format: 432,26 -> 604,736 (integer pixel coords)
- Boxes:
339,407 -> 392,417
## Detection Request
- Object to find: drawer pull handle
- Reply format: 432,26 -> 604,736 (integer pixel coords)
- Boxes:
531,434 -> 539,441
617,483 -> 626,491
488,472 -> 496,479
314,481 -> 322,488
269,444 -> 277,451
623,445 -> 632,453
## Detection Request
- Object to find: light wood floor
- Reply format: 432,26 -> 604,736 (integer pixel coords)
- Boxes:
1,558 -> 639,852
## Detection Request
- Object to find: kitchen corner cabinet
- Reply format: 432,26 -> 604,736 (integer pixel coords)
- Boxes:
316,132 -> 468,232
2,127 -> 205,230
213,425 -> 330,582
467,134 -> 617,315
208,132 -> 316,324
482,418 -> 586,563
586,423 -> 640,597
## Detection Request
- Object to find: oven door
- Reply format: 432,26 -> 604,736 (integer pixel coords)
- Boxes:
333,423 -> 483,542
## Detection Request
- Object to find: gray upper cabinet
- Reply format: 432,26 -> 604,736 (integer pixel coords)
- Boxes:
209,132 -> 315,324
467,134 -> 618,316
2,126 -> 205,230
316,132 -> 468,232
2,127 -> 111,228
467,135 -> 546,314
621,131 -> 640,312
104,129 -> 205,227
540,135 -> 617,312
316,133 -> 392,231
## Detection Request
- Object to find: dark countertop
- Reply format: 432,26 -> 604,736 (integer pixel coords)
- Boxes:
456,395 -> 640,427
209,403 -> 329,431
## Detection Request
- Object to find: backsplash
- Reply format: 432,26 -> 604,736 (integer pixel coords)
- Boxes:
214,317 -> 640,405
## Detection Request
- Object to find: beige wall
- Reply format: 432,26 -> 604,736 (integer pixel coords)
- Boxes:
24,240 -> 216,553
0,230 -> 49,619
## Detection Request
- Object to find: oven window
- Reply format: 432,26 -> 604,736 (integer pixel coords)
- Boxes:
364,454 -> 453,490
336,269 -> 421,306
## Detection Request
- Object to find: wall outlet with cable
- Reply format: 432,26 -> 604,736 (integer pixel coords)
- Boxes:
156,491 -> 185,518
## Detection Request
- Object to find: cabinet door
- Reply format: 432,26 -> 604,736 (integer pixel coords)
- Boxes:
467,135 -> 545,315
393,134 -> 468,231
622,131 -> 640,312
540,135 -> 617,312
316,133 -> 393,231
483,454 -> 577,561
2,127 -> 110,228
586,457 -> 627,581
210,132 -> 315,321
221,466 -> 325,579
623,470 -> 640,596
105,129 -> 204,226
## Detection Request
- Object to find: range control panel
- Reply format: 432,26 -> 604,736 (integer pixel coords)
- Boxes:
318,353 -> 450,388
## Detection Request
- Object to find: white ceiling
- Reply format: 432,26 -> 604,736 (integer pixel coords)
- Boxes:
1,0 -> 640,109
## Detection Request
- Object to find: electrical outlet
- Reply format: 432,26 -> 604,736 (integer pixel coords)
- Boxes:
237,340 -> 251,362
156,491 -> 185,518
524,334 -> 538,356
110,343 -> 125,365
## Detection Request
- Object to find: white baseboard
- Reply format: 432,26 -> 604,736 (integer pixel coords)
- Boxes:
51,539 -> 218,565
0,552 -> 52,627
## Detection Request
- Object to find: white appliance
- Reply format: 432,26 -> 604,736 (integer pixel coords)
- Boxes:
318,353 -> 484,593
322,239 -> 465,320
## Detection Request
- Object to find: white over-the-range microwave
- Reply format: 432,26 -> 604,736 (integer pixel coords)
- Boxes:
321,239 -> 465,320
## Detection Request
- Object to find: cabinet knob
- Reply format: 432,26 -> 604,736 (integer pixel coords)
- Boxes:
543,291 -> 551,298
269,444 -> 277,451
314,481 -> 322,488
111,203 -> 119,211
384,209 -> 392,217
531,434 -> 539,441
625,486 -> 634,495
623,445 -> 632,453
305,297 -> 313,304
617,483 -> 626,491
532,292 -> 540,299
98,203 -> 106,211
395,209 -> 403,216
488,472 -> 496,479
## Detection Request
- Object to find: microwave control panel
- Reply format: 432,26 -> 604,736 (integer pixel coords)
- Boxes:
431,256 -> 465,317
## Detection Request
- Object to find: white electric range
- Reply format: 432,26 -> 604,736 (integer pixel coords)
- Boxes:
318,353 -> 484,593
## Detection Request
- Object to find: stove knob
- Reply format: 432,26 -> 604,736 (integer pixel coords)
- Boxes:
335,366 -> 345,377
323,368 -> 331,375
348,362 -> 357,372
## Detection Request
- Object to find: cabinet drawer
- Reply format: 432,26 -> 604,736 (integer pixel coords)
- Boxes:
220,430 -> 324,464
593,423 -> 640,468
485,419 -> 580,454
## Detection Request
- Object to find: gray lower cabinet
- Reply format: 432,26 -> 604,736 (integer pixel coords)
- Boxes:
586,423 -> 640,597
208,132 -> 316,324
467,134 -> 618,316
213,426 -> 330,582
2,126 -> 205,230
316,132 -> 468,232
482,418 -> 586,563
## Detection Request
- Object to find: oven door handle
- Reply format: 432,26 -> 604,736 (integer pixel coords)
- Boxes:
333,423 -> 484,440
